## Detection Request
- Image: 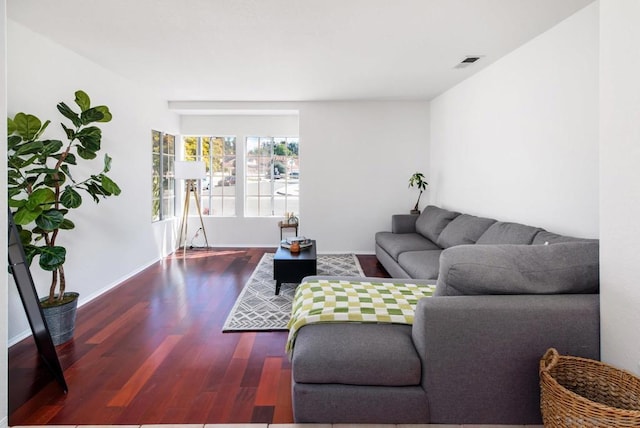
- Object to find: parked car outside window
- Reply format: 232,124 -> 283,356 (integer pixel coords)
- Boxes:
217,176 -> 236,186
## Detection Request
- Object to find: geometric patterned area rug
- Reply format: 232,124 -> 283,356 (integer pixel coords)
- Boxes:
222,253 -> 364,332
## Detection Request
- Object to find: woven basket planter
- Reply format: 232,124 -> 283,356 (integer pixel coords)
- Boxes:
539,348 -> 640,427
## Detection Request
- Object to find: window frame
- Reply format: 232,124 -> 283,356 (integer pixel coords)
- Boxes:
151,130 -> 176,222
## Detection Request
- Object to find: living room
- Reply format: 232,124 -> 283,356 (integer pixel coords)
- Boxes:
2,1 -> 640,427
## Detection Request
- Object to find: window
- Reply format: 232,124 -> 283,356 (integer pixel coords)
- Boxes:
183,136 -> 237,216
151,130 -> 176,221
246,136 -> 299,217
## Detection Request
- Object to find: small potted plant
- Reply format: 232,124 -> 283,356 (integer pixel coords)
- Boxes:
408,172 -> 428,214
7,90 -> 121,345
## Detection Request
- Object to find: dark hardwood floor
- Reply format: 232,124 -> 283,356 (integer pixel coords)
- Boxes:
9,248 -> 389,425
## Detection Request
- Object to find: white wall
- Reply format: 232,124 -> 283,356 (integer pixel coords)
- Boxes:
6,20 -> 180,343
299,101 -> 430,253
177,101 -> 430,253
1,1 -> 9,425
430,3 -> 599,238
599,0 -> 640,375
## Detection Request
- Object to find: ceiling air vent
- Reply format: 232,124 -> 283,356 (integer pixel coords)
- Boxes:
454,56 -> 483,69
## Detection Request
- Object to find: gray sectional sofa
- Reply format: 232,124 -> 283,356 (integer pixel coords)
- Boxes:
376,205 -> 595,280
290,205 -> 600,425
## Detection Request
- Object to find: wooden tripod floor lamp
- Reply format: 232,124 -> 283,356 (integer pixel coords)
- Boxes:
175,161 -> 210,257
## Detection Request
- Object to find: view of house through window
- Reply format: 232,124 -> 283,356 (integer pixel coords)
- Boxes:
246,136 -> 299,217
183,136 -> 237,216
151,130 -> 176,221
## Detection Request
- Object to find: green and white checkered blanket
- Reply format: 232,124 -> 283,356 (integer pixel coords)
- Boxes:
286,279 -> 436,353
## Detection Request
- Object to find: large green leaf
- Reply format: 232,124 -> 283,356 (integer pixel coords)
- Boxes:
8,198 -> 25,208
61,186 -> 82,208
13,206 -> 42,225
56,102 -> 82,128
26,167 -> 58,175
76,126 -> 102,150
55,152 -> 77,165
13,113 -> 42,140
80,107 -> 105,125
35,209 -> 65,231
103,153 -> 112,172
101,175 -> 121,196
33,120 -> 51,141
59,218 -> 75,230
40,139 -> 64,156
23,245 -> 39,267
95,105 -> 112,123
8,135 -> 22,150
9,157 -> 38,176
43,172 -> 66,188
29,188 -> 56,206
61,123 -> 75,140
15,141 -> 44,156
38,246 -> 66,271
19,229 -> 33,246
60,164 -> 74,182
77,146 -> 97,160
84,181 -> 104,202
74,90 -> 91,112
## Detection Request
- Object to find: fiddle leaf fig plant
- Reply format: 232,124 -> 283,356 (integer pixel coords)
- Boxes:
7,90 -> 121,307
408,172 -> 428,213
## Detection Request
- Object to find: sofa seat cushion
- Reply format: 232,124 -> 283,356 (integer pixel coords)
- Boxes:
375,231 -> 440,260
476,221 -> 543,245
292,323 -> 421,386
436,214 -> 497,248
397,250 -> 443,279
415,205 -> 460,243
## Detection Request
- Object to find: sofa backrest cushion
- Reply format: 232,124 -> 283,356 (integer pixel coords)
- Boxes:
436,214 -> 497,248
532,230 -> 599,245
415,205 -> 460,243
434,242 -> 600,296
476,221 -> 543,245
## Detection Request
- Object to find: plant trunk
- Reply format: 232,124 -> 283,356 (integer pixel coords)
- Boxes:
58,265 -> 66,302
48,267 -> 67,303
413,190 -> 423,212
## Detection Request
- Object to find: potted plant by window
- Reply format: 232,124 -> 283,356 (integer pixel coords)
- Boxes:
408,172 -> 428,214
7,90 -> 121,345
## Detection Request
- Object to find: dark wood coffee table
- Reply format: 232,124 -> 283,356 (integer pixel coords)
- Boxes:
273,240 -> 317,295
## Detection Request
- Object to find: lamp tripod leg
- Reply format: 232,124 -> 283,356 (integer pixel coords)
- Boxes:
181,181 -> 192,258
192,189 -> 210,248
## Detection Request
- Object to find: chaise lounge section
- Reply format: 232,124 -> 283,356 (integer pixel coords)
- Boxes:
290,205 -> 600,425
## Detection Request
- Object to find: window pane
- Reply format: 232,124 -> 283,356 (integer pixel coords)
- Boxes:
182,135 -> 237,217
151,130 -> 161,221
152,131 -> 176,222
245,136 -> 299,217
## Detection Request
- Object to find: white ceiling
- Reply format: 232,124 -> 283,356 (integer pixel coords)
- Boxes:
8,0 -> 594,102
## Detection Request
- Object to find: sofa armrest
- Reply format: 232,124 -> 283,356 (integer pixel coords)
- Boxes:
391,214 -> 419,234
412,294 -> 600,425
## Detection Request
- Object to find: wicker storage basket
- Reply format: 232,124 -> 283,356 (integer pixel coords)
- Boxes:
539,348 -> 640,427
